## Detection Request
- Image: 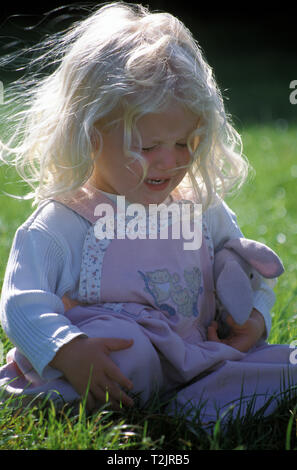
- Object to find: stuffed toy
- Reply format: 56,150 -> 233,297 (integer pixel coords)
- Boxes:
214,237 -> 284,337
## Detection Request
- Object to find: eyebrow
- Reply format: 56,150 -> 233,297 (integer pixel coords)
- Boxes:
141,128 -> 196,144
131,119 -> 198,146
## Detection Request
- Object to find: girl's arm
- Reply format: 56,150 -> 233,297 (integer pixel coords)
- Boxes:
0,203 -> 134,409
0,222 -> 85,379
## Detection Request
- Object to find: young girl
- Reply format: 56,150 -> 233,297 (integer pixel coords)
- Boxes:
0,2 -> 296,425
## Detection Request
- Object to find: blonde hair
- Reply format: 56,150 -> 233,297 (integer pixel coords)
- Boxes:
0,2 -> 250,209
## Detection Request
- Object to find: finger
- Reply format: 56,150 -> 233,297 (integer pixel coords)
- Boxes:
104,338 -> 134,352
88,384 -> 118,410
207,322 -> 220,342
107,383 -> 134,408
226,315 -> 247,330
102,360 -> 134,407
226,315 -> 238,327
222,336 -> 250,353
84,389 -> 97,411
62,295 -> 79,312
92,380 -> 134,410
104,355 -> 134,391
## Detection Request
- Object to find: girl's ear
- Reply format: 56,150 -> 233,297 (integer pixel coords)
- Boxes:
90,129 -> 101,152
224,238 -> 284,279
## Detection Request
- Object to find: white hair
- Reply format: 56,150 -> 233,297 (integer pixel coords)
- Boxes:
0,2 -> 250,209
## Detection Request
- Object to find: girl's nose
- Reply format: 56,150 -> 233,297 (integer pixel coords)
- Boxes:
154,147 -> 178,171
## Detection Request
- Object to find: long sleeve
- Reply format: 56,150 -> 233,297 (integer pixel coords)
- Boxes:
0,201 -> 90,378
204,198 -> 276,338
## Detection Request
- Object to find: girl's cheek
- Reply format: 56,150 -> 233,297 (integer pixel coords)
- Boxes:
126,157 -> 149,179
180,149 -> 192,167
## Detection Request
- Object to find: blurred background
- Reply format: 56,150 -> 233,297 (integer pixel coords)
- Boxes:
0,1 -> 296,263
0,0 -> 296,127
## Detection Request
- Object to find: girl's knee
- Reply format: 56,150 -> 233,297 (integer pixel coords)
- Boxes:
110,324 -> 164,403
75,312 -> 164,403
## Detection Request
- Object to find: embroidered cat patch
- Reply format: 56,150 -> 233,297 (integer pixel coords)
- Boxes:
138,267 -> 203,317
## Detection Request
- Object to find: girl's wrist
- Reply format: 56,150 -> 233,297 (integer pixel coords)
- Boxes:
50,336 -> 86,372
251,308 -> 266,338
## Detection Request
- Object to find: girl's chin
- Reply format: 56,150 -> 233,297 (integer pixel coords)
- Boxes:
125,192 -> 170,206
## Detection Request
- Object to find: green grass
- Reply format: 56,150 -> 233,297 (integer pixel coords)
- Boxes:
1,124 -> 297,450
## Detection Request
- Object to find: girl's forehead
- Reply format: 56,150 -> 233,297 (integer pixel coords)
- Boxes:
135,105 -> 199,139
97,102 -> 199,140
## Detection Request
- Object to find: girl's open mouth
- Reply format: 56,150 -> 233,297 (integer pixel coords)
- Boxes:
144,178 -> 170,191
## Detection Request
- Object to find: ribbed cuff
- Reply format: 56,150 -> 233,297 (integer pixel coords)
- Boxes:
253,284 -> 276,340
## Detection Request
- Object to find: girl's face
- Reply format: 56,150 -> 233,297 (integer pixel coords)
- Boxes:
91,101 -> 198,205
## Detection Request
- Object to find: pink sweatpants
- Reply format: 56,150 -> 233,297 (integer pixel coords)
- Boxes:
1,304 -> 296,426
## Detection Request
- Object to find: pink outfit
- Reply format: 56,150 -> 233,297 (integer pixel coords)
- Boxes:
0,187 -> 296,427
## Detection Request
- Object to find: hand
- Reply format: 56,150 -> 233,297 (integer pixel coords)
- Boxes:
207,308 -> 266,353
62,295 -> 83,311
50,336 -> 134,411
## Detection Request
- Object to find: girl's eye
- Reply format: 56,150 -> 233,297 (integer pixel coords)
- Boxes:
142,143 -> 187,152
142,146 -> 155,152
